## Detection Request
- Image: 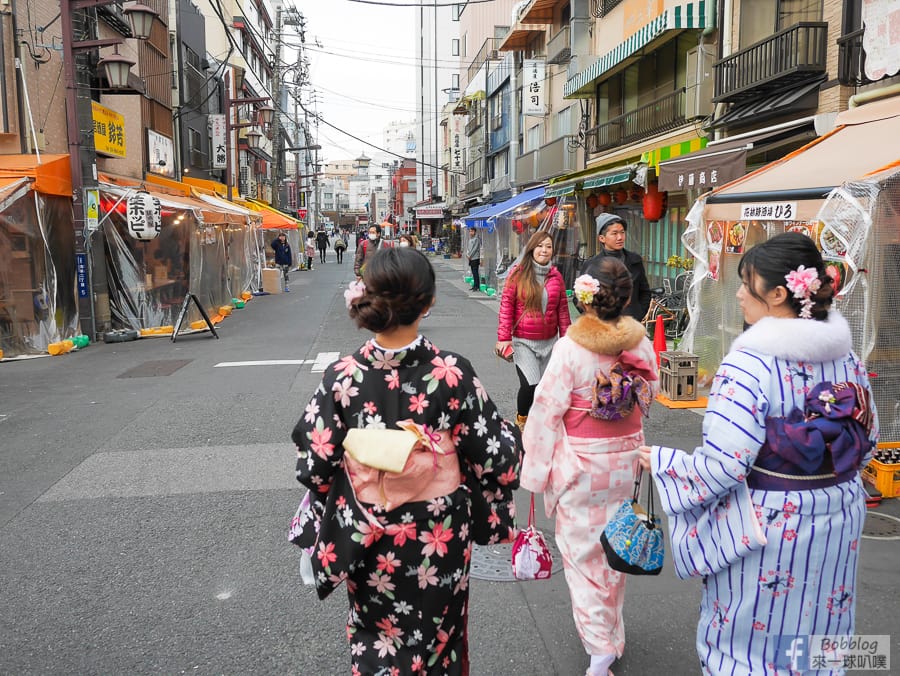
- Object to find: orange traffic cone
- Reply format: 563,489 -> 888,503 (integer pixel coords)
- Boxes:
653,314 -> 667,367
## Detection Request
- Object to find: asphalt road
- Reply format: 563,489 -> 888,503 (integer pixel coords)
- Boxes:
1,247 -> 897,675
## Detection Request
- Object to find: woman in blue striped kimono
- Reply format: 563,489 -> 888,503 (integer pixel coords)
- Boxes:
639,232 -> 878,675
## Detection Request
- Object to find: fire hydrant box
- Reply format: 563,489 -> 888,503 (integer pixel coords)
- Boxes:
262,268 -> 283,294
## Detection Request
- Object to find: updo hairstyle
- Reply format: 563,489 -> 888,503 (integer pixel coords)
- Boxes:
581,256 -> 632,320
348,247 -> 436,333
737,231 -> 834,321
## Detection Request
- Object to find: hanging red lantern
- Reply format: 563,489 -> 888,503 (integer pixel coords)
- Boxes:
545,196 -> 557,206
643,182 -> 668,222
629,186 -> 645,202
614,188 -> 629,205
586,193 -> 599,209
598,191 -> 612,207
512,219 -> 524,234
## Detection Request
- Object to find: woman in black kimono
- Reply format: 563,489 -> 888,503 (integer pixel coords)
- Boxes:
291,247 -> 520,675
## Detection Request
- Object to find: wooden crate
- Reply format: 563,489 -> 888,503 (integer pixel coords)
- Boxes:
659,351 -> 699,400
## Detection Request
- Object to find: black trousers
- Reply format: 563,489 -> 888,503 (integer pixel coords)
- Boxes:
335,247 -> 345,263
469,258 -> 480,290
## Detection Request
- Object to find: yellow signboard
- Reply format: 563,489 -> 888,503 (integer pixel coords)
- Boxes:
91,102 -> 126,158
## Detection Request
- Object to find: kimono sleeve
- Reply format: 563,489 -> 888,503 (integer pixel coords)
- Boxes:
520,339 -> 573,493
452,361 -> 521,543
291,372 -> 348,500
651,349 -> 769,516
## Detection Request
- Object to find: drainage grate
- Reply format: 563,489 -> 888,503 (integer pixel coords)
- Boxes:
117,359 -> 192,378
862,511 -> 900,540
470,538 -> 565,582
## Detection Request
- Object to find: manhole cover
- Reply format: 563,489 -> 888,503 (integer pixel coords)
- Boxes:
470,538 -> 564,581
118,359 -> 192,378
862,511 -> 900,540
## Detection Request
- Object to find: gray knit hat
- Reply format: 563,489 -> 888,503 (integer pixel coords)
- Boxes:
595,213 -> 626,235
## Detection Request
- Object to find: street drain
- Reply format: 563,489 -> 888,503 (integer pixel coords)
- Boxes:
470,538 -> 564,582
118,359 -> 192,378
862,511 -> 900,540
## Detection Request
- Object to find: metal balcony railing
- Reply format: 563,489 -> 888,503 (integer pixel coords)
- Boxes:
586,89 -> 685,155
465,115 -> 482,136
713,22 -> 827,103
467,38 -> 505,84
837,29 -> 872,87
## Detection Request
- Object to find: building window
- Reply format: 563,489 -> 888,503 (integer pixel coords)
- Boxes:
451,38 -> 460,56
452,4 -> 462,21
451,73 -> 460,90
188,127 -> 203,167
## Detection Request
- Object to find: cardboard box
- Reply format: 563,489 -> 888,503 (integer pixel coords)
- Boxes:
262,267 -> 283,294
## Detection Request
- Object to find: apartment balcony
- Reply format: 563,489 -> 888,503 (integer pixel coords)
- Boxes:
467,38 -> 505,84
546,25 -> 570,64
714,22 -> 827,103
586,89 -> 686,155
516,135 -> 579,184
465,116 -> 483,137
837,29 -> 873,87
490,125 -> 510,153
463,175 -> 485,197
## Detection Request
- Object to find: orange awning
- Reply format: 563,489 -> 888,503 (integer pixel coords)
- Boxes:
239,198 -> 301,229
0,153 -> 72,197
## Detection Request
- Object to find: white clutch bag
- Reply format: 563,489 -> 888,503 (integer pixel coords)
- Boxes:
343,427 -> 421,473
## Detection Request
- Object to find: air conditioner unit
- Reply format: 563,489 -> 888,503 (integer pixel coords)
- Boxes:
685,46 -> 715,119
488,49 -> 500,60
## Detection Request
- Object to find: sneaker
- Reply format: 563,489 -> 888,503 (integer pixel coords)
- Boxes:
284,286 -> 290,292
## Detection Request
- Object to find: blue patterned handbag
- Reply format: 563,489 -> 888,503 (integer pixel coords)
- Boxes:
600,469 -> 665,575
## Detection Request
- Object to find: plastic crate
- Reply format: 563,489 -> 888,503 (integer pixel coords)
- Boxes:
862,459 -> 900,498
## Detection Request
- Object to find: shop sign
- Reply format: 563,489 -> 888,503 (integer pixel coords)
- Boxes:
210,114 -> 227,169
451,115 -> 464,172
84,189 -> 99,232
415,206 -> 444,219
523,59 -> 546,116
126,191 -> 162,240
147,129 -> 175,177
91,102 -> 126,158
739,202 -> 798,220
76,253 -> 89,298
297,208 -> 307,220
658,148 -> 747,192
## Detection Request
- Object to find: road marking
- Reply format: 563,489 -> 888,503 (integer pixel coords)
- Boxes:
214,359 -> 312,367
311,351 -> 340,372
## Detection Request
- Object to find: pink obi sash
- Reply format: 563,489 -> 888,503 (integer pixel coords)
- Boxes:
564,394 -> 642,438
344,428 -> 462,512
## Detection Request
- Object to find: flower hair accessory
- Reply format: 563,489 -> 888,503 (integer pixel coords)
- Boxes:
343,280 -> 366,309
784,265 -> 821,319
574,274 -> 601,305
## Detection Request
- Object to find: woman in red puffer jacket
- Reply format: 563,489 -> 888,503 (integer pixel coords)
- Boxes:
496,230 -> 572,430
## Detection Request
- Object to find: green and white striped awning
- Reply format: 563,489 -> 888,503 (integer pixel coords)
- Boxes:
564,1 -> 707,98
583,170 -> 632,189
543,184 -> 577,198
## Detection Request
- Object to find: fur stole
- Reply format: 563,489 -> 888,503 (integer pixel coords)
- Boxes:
565,314 -> 646,356
730,310 -> 852,362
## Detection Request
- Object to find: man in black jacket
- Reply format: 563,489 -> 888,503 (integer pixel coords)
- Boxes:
577,213 -> 651,321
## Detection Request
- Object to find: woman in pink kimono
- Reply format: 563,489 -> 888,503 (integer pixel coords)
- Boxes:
520,257 -> 658,676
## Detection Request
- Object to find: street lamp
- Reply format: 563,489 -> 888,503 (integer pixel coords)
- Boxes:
97,51 -> 136,88
223,70 -> 271,202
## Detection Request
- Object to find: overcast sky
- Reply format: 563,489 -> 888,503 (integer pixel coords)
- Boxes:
292,1 -> 418,163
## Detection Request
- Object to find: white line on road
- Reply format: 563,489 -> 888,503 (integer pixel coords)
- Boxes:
311,352 -> 340,373
214,360 -> 312,367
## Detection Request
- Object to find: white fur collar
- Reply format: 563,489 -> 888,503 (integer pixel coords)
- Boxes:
730,310 -> 852,362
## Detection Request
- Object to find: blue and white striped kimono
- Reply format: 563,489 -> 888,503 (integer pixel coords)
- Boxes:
650,311 -> 878,675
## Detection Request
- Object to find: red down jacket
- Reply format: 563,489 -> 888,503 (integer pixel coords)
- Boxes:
497,266 -> 571,341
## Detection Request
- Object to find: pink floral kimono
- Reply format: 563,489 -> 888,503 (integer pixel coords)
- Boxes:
520,314 -> 658,659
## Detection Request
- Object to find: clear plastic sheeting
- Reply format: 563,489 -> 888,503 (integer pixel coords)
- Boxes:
100,186 -> 259,331
0,187 -> 79,357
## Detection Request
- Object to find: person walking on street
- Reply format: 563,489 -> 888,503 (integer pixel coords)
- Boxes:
353,222 -> 392,279
522,257 -> 658,676
638,232 -> 878,674
398,233 -> 416,249
290,246 -> 520,675
333,233 -> 347,263
496,230 -> 571,430
578,214 -> 651,322
466,230 -> 482,292
271,232 -> 293,291
316,229 -> 329,264
304,231 -> 316,271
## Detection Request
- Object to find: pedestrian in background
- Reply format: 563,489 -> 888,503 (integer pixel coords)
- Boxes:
398,233 -> 416,249
466,230 -> 482,292
291,246 -> 520,675
333,233 -> 347,263
496,230 -> 571,430
354,222 -> 391,279
639,232 -> 878,674
522,257 -> 658,676
578,214 -> 650,322
316,229 -> 329,264
304,231 -> 316,271
271,232 -> 292,291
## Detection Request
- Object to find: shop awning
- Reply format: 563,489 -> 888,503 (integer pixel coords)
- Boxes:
0,153 -> 72,197
0,177 -> 32,212
99,177 -> 246,226
704,97 -> 900,219
657,120 -> 817,192
547,162 -> 641,195
564,2 -> 707,98
583,168 -> 633,190
182,176 -> 229,196
464,186 -> 545,227
195,193 -> 257,220
499,25 -> 546,51
544,184 -> 577,198
708,78 -> 824,129
244,197 -> 302,229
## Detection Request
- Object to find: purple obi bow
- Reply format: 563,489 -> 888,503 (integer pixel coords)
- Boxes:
590,350 -> 658,421
758,381 -> 874,477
